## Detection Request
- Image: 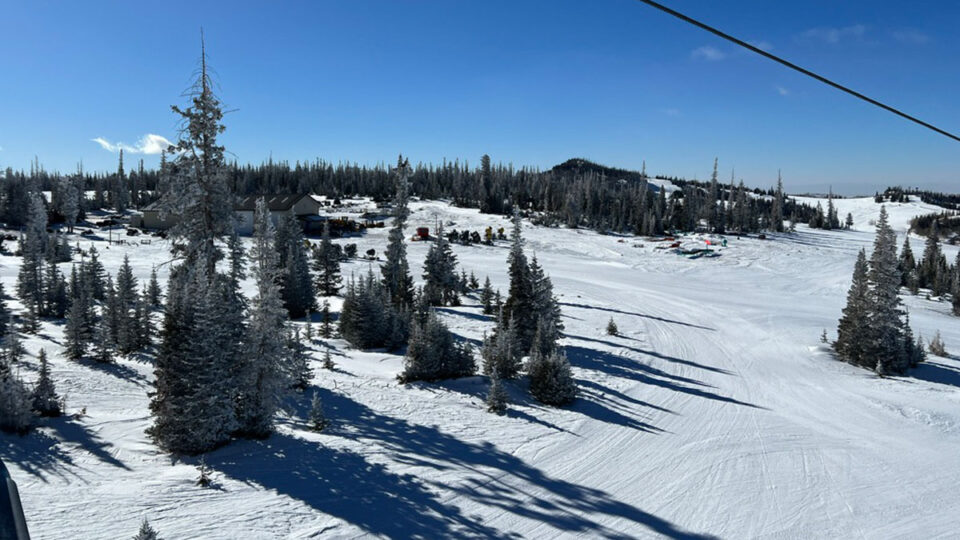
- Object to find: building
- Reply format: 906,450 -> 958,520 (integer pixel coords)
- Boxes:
134,194 -> 325,235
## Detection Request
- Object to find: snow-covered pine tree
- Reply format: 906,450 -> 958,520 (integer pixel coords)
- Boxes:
381,155 -> 415,309
82,246 -> 106,301
866,206 -> 908,375
0,284 -> 10,338
527,348 -> 577,406
929,331 -> 946,357
312,221 -> 342,297
835,249 -> 870,367
422,223 -> 460,306
31,349 -> 61,417
235,198 -> 292,438
309,393 -> 328,431
320,299 -> 332,338
486,373 -> 508,415
0,358 -> 32,433
17,192 -> 47,321
398,310 -> 475,383
899,235 -> 917,290
481,315 -> 522,380
116,255 -> 140,354
147,266 -> 163,307
133,518 -> 161,540
322,346 -> 335,370
529,254 -> 563,335
919,221 -> 942,290
288,326 -> 311,391
59,177 -> 80,233
278,210 -> 315,318
340,270 -> 407,350
150,37 -> 242,454
480,277 -> 494,315
469,271 -> 479,290
64,295 -> 91,360
503,211 -> 537,353
770,171 -> 785,232
606,317 -> 618,336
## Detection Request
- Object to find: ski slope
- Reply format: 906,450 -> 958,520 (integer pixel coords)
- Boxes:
2,198 -> 959,539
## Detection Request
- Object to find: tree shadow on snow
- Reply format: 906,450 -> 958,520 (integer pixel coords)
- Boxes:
564,345 -> 762,410
78,358 -> 149,385
565,334 -> 734,376
435,306 -> 494,323
291,389 -> 715,539
0,430 -> 82,483
912,361 -> 960,389
559,302 -> 716,331
207,431 -> 515,539
46,417 -> 131,471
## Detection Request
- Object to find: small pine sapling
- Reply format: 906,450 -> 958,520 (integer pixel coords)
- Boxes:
606,318 -> 618,336
929,331 -> 947,356
309,393 -> 328,431
486,374 -> 508,415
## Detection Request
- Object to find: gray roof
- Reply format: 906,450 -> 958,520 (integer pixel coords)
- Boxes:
236,194 -> 314,212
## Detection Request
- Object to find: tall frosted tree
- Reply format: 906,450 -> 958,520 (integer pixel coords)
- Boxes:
235,198 -> 291,438
31,349 -> 61,417
422,223 -> 460,306
150,37 -> 241,454
502,211 -> 536,353
866,206 -> 908,375
17,192 -> 48,319
381,155 -> 414,308
277,210 -> 315,318
312,221 -> 342,297
834,249 -> 870,367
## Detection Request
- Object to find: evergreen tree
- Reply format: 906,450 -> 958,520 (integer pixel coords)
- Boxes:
835,249 -> 870,367
0,365 -> 31,433
919,222 -> 943,290
770,171 -> 785,232
486,373 -> 508,415
503,211 -> 536,353
17,192 -> 47,319
529,254 -> 563,335
64,296 -> 92,360
606,317 -> 618,336
278,210 -> 315,318
147,266 -> 163,307
115,255 -> 140,354
340,271 -> 407,350
236,198 -> 292,438
31,349 -> 61,417
133,518 -> 161,540
309,393 -> 328,431
312,222 -> 342,297
150,38 -> 242,454
480,276 -> 494,315
481,316 -> 522,380
0,284 -> 9,338
422,223 -> 460,306
288,327 -> 312,391
866,207 -> 908,375
93,315 -> 113,364
381,155 -> 415,308
398,310 -> 475,383
83,246 -> 106,301
899,235 -> 917,289
527,348 -> 577,406
929,331 -> 947,356
320,299 -> 332,338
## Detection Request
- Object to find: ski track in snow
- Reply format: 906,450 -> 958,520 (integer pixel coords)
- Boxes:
2,195 -> 959,539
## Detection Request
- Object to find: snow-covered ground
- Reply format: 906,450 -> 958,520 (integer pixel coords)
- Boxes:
2,198 -> 959,539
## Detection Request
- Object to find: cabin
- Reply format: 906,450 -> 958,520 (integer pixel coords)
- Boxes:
134,194 -> 326,235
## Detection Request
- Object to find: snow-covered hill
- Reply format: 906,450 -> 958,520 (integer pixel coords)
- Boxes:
792,194 -> 945,233
2,199 -> 959,539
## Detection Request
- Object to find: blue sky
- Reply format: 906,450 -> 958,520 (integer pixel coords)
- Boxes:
1,0 -> 958,194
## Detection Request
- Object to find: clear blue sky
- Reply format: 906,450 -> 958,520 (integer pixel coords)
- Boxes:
2,0 -> 958,194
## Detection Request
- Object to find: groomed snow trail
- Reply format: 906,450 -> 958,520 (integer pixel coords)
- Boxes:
3,198 -> 959,539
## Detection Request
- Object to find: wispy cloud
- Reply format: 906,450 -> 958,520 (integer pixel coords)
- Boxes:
750,40 -> 774,51
91,133 -> 172,155
798,24 -> 867,44
690,45 -> 726,61
775,85 -> 790,96
661,108 -> 681,117
892,28 -> 930,44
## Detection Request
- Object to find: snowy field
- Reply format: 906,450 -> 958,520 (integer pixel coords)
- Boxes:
2,197 -> 960,539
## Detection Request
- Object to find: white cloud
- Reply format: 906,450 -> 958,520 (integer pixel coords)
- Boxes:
775,86 -> 790,96
91,133 -> 172,155
662,108 -> 681,117
750,40 -> 774,51
690,45 -> 726,61
799,24 -> 867,44
892,29 -> 930,44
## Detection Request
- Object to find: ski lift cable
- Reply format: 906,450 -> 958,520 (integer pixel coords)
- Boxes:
632,0 -> 960,143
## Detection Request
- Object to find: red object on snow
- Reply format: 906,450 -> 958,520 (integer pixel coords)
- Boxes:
416,227 -> 430,239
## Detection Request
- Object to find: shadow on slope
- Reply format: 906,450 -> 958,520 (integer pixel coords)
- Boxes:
560,302 -> 716,331
566,334 -> 734,376
208,431 -> 510,539
308,389 -> 711,539
912,360 -> 960,389
564,345 -> 762,410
